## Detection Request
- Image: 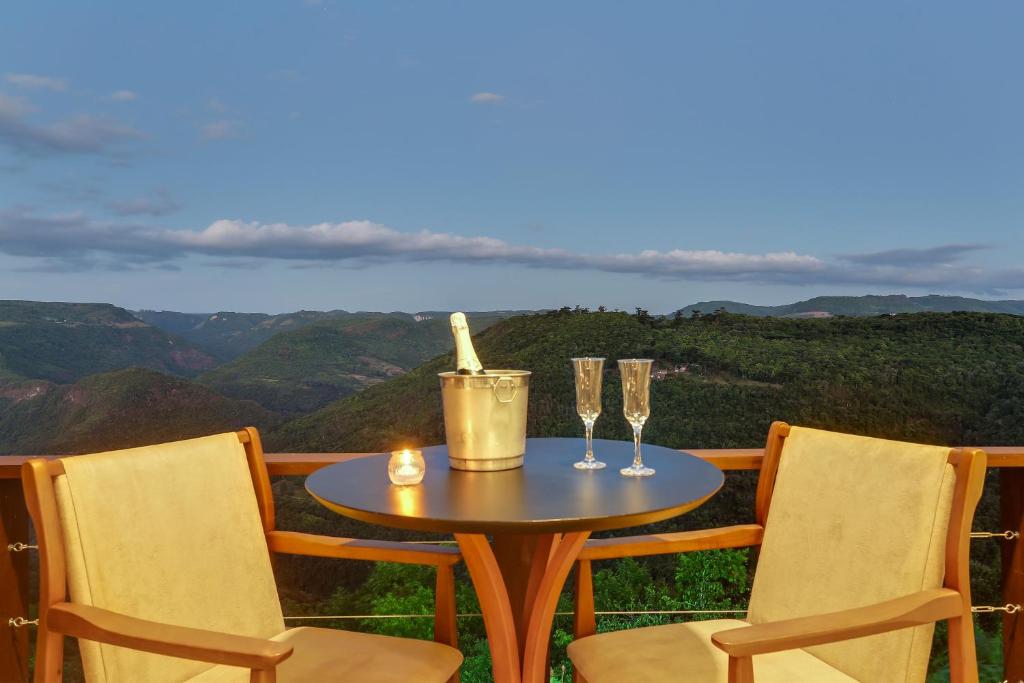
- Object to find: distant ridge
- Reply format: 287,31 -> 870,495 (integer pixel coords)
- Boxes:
0,300 -> 217,383
135,308 -> 538,361
0,368 -> 276,454
676,295 -> 1024,318
134,309 -> 352,360
198,312 -> 511,414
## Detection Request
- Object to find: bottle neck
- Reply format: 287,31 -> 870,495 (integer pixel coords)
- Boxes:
451,314 -> 485,375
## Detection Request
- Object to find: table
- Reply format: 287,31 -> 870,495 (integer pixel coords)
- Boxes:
305,437 -> 724,683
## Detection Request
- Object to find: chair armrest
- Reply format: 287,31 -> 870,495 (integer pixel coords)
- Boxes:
267,530 -> 461,566
579,524 -> 763,561
46,602 -> 293,670
711,588 -> 963,657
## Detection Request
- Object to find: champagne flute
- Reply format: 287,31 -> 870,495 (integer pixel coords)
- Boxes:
618,359 -> 655,477
572,357 -> 606,469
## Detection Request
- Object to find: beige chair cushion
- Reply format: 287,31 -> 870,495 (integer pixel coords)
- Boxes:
55,433 -> 285,682
747,426 -> 955,683
568,619 -> 856,683
185,627 -> 463,683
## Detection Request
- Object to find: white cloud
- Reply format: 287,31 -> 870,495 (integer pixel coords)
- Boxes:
208,97 -> 228,113
110,90 -> 138,102
200,120 -> 240,140
4,73 -> 67,92
0,94 -> 142,156
0,209 -> 825,278
2,207 -> 1018,292
470,92 -> 505,104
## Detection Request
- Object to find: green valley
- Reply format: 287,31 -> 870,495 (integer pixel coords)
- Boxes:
135,309 -> 353,361
0,300 -> 217,383
0,367 -> 277,454
198,312 -> 512,414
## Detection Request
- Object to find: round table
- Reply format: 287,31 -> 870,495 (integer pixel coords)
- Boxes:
306,437 -> 724,683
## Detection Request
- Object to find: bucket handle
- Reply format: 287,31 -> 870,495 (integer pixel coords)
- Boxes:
493,376 -> 518,404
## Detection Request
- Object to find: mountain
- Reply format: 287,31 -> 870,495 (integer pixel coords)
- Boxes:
676,301 -> 779,317
136,308 -> 538,362
677,294 -> 1024,318
199,313 -> 511,414
134,309 -> 352,361
0,300 -> 217,383
0,368 -> 277,455
268,309 -> 1024,455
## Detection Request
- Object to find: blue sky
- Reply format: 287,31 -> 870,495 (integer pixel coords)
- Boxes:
1,1 -> 1022,313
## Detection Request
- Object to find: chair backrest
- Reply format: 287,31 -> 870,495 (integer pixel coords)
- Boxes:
747,425 -> 968,683
39,432 -> 284,682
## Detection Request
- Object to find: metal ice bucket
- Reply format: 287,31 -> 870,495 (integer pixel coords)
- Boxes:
438,369 -> 530,471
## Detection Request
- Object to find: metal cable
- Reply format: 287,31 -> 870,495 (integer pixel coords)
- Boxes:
283,609 -> 749,621
971,604 -> 1022,614
7,617 -> 38,628
970,531 -> 1020,540
6,543 -> 37,552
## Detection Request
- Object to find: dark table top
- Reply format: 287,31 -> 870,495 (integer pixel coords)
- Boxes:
305,437 -> 725,534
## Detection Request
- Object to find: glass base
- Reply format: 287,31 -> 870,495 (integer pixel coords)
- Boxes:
620,464 -> 655,477
574,459 -> 606,470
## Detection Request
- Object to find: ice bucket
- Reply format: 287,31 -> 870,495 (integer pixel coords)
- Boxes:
439,369 -> 530,471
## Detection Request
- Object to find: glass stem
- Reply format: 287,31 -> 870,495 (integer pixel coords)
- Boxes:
632,423 -> 643,469
584,420 -> 595,462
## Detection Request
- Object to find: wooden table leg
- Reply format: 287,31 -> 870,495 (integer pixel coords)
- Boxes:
456,533 -> 521,683
492,533 -> 557,662
522,533 -> 589,683
456,532 -> 591,683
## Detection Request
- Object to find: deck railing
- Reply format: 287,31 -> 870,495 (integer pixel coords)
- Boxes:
2,447 -> 1022,682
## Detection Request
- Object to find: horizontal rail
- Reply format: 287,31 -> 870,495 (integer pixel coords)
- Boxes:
2,445 -> 1023,478
9,610 -> 754,627
12,602 -> 1019,624
280,604 -> 1022,620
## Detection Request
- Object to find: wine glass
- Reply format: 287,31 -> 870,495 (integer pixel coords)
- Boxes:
572,357 -> 606,469
618,359 -> 655,477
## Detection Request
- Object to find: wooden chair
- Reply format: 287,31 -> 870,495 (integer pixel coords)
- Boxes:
22,428 -> 463,682
568,422 -> 986,683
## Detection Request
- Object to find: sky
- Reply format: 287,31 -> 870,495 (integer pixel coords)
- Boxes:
1,1 -> 1022,314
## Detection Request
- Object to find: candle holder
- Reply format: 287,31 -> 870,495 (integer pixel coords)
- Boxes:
389,449 -> 425,486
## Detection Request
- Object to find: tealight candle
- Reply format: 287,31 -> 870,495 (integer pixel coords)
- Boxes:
388,449 -> 425,486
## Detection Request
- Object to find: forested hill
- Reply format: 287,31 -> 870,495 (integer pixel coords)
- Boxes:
199,313 -> 509,414
134,309 -> 352,361
0,300 -> 217,383
0,368 -> 276,454
136,308 -> 533,362
678,294 -> 1024,318
268,310 -> 1024,454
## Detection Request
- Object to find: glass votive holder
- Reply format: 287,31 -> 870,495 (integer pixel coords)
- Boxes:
389,449 -> 425,486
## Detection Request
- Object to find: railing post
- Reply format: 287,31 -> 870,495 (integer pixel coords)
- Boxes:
1003,468 -> 1024,683
1,477 -> 30,682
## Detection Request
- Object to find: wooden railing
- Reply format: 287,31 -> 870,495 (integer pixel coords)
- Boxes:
2,447 -> 1022,682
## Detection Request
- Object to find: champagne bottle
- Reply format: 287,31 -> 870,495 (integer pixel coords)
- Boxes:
450,312 -> 485,375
